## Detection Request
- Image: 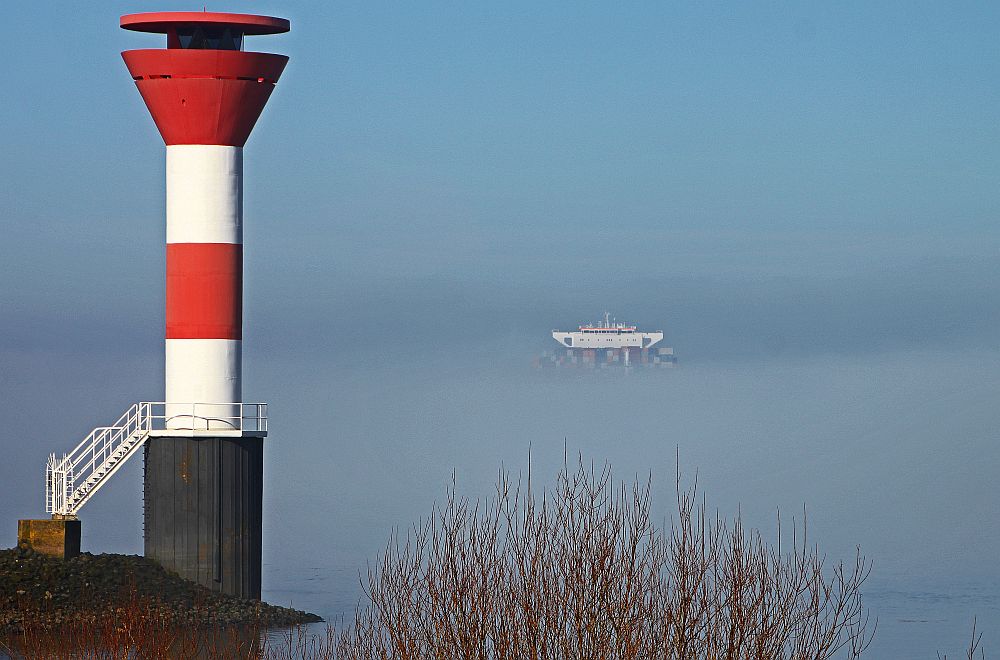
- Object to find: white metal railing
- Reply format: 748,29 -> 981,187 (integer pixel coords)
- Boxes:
47,403 -> 147,516
146,402 -> 268,434
46,402 -> 267,517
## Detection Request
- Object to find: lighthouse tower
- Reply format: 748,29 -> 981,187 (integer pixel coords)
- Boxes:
121,11 -> 289,598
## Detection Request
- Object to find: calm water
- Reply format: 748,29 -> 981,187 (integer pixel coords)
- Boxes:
262,570 -> 1000,658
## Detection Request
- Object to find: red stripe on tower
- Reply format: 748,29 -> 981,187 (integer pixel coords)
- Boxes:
166,243 -> 242,340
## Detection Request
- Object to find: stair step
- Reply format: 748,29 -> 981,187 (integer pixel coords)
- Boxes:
51,410 -> 152,515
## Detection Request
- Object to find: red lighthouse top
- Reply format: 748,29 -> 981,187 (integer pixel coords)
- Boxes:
121,11 -> 289,147
121,12 -> 289,36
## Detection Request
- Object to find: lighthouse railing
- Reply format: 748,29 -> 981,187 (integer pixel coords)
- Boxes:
144,402 -> 268,433
45,401 -> 268,516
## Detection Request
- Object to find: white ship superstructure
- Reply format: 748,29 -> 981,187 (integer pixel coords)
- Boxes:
553,313 -> 664,351
539,313 -> 676,369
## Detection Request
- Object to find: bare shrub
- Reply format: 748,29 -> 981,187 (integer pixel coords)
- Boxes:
938,618 -> 985,660
1,456 -> 878,659
332,455 -> 875,659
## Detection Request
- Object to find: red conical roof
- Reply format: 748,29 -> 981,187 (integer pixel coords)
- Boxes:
122,49 -> 288,146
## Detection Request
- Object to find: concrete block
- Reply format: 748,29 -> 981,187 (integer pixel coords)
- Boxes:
18,518 -> 81,559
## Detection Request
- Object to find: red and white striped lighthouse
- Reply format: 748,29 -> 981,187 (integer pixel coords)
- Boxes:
120,12 -> 289,598
121,12 -> 288,430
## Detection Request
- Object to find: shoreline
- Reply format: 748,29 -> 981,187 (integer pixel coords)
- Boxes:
0,548 -> 322,635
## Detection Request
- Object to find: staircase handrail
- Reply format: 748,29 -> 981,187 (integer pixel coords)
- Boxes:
58,403 -> 146,473
47,402 -> 267,516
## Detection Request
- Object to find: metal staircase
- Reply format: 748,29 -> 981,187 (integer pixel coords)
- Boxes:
45,401 -> 268,517
47,403 -> 151,517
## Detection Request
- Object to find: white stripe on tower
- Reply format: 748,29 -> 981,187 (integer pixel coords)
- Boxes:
166,146 -> 243,244
165,145 -> 243,430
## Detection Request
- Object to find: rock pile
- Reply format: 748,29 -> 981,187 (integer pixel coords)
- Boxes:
0,548 -> 321,634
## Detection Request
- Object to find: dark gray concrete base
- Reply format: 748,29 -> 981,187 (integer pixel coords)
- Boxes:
143,436 -> 263,599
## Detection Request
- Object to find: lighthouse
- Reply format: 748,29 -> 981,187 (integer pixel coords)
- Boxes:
120,11 -> 289,598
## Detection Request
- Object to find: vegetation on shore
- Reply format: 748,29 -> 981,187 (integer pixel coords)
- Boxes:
332,457 -> 875,658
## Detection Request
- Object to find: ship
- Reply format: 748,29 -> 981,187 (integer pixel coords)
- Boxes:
535,312 -> 677,369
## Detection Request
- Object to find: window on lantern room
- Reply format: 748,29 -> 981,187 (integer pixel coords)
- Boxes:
176,26 -> 244,51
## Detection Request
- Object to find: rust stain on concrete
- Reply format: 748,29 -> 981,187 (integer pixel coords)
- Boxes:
179,446 -> 191,484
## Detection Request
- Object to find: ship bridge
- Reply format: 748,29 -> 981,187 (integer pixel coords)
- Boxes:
552,313 -> 664,350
